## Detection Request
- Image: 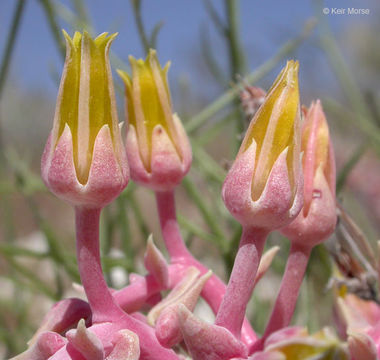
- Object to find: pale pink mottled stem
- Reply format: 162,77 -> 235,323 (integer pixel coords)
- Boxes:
215,226 -> 267,339
75,206 -> 123,323
252,243 -> 311,352
155,190 -> 191,259
155,190 -> 258,346
75,207 -> 179,359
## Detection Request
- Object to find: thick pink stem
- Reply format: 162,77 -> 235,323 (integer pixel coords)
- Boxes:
252,243 -> 311,352
75,207 -> 123,323
155,190 -> 258,345
155,190 -> 191,259
215,226 -> 267,339
75,207 -> 179,359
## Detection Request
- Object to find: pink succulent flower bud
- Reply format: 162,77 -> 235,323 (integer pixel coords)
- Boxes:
282,100 -> 336,246
41,31 -> 129,208
222,61 -> 303,230
118,49 -> 192,191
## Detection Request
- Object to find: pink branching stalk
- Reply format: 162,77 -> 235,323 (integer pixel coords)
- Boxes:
74,207 -> 180,359
215,227 -> 267,338
155,189 -> 258,345
256,100 -> 337,350
219,61 -> 303,346
75,207 -> 122,323
252,244 -> 312,352
119,49 -> 258,345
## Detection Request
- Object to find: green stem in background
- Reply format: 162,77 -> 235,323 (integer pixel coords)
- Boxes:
225,0 -> 246,77
130,193 -> 150,239
336,143 -> 368,194
192,141 -> 227,183
200,25 -> 229,87
203,0 -> 228,37
185,19 -> 316,133
0,243 -> 48,259
182,177 -> 228,252
70,0 -> 92,31
324,98 -> 380,151
225,0 -> 247,145
26,197 -> 80,282
38,0 -> 66,59
224,224 -> 242,273
6,257 -> 59,300
196,111 -> 235,146
177,214 -> 221,246
116,196 -> 135,269
100,206 -> 116,285
131,0 -> 152,55
0,0 -> 26,162
315,0 -> 371,120
0,0 -> 26,99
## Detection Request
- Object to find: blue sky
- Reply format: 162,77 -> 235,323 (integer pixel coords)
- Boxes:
0,0 -> 378,102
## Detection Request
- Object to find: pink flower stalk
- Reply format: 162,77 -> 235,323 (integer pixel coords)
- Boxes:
119,49 -> 258,346
40,31 -> 179,360
256,100 -> 337,350
216,61 -> 303,342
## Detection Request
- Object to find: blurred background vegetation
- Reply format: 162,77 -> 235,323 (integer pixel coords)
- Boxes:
0,0 -> 379,358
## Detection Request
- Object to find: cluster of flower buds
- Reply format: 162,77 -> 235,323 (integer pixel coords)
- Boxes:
13,27 -> 374,360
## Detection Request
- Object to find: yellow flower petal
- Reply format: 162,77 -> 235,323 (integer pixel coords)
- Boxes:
54,31 -> 118,184
240,61 -> 300,201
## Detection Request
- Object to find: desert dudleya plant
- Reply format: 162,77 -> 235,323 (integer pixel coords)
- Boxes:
12,27 -> 358,360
